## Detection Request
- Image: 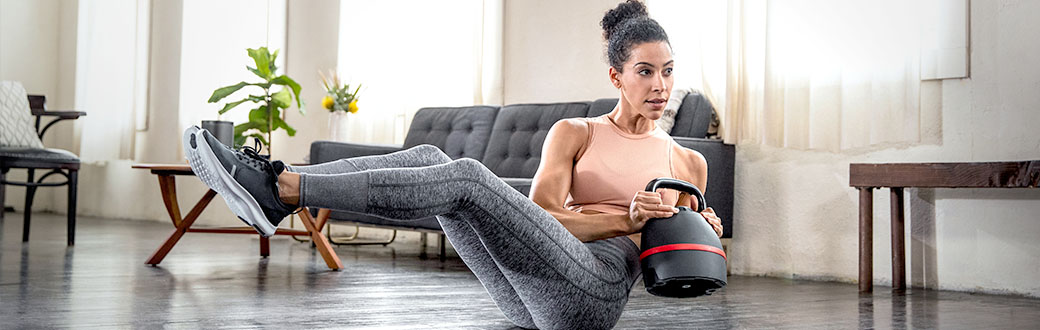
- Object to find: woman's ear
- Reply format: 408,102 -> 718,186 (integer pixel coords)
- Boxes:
608,67 -> 622,89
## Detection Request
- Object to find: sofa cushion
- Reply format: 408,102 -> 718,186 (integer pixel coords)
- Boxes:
668,91 -> 714,138
588,98 -> 616,117
481,102 -> 590,178
403,105 -> 499,160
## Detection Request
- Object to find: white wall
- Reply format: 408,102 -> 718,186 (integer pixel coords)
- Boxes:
502,0 -> 619,104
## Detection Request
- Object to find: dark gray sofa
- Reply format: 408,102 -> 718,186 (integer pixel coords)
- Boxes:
309,93 -> 735,238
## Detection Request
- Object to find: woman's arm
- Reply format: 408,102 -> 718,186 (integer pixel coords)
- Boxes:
672,144 -> 723,237
530,119 -> 676,242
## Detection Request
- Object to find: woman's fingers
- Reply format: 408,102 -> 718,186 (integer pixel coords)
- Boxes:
700,207 -> 723,237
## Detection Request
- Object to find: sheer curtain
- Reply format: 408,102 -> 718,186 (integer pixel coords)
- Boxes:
336,0 -> 496,144
651,0 -> 922,152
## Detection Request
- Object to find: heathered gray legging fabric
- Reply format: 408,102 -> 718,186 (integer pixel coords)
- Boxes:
288,145 -> 641,330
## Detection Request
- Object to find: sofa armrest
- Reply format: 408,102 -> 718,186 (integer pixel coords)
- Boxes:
500,177 -> 533,196
309,140 -> 404,164
672,137 -> 735,238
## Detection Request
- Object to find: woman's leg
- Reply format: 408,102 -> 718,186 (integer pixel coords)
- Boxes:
299,158 -> 640,329
286,144 -> 451,174
285,145 -> 539,327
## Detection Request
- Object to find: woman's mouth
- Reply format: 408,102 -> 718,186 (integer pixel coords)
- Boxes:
646,98 -> 667,110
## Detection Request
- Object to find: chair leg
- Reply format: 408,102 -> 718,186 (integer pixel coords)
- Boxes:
22,169 -> 36,242
67,170 -> 78,246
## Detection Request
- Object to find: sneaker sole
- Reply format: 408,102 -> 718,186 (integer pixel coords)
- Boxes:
183,126 -> 277,237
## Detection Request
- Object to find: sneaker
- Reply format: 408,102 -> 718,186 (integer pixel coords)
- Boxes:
182,126 -> 296,237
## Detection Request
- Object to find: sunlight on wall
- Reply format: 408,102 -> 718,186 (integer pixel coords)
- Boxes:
337,0 -> 483,144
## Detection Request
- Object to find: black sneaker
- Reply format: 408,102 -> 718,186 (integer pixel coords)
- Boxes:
182,126 -> 296,237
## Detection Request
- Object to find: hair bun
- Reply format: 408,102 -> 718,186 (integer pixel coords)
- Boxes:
601,0 -> 649,41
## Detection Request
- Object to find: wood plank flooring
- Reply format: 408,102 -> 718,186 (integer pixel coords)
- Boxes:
2,212 -> 1039,329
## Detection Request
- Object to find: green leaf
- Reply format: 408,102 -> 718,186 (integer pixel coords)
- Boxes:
269,49 -> 280,74
248,106 -> 269,130
270,75 -> 303,109
246,133 -> 268,146
272,115 -> 296,136
271,89 -> 291,109
217,98 -> 251,115
246,66 -> 265,79
247,47 -> 271,79
208,82 -> 250,103
233,121 -> 267,148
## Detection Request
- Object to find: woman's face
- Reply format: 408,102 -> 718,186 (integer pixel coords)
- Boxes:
611,41 -> 673,120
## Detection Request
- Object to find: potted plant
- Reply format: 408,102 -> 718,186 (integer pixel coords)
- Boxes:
208,47 -> 304,156
320,70 -> 362,142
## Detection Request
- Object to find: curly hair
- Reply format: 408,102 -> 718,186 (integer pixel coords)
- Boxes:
600,0 -> 670,72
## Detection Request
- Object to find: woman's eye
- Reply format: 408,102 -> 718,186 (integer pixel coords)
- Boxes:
639,69 -> 651,76
664,68 -> 673,76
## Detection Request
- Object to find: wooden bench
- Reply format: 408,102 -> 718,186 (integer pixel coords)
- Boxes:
850,161 -> 1040,292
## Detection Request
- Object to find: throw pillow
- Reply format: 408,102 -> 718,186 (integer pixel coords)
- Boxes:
655,87 -> 690,134
0,81 -> 45,148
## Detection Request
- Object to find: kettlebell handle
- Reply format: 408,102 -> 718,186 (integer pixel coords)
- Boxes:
644,178 -> 706,212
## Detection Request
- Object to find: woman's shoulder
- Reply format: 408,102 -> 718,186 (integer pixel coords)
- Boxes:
549,117 -> 594,138
671,141 -> 708,177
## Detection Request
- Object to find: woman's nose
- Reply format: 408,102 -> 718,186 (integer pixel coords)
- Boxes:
653,75 -> 667,92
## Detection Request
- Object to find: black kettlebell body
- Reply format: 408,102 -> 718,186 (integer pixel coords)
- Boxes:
640,178 -> 727,298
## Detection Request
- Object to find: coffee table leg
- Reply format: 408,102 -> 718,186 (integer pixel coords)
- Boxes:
146,175 -> 217,265
859,187 -> 874,292
260,236 -> 270,257
891,187 -> 906,291
299,208 -> 342,270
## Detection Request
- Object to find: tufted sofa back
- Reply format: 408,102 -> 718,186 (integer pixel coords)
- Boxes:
480,102 -> 591,178
403,105 -> 499,160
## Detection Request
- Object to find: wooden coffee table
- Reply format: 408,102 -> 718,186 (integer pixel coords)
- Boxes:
132,164 -> 343,270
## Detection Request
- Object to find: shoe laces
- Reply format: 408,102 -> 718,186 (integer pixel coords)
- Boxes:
234,139 -> 272,172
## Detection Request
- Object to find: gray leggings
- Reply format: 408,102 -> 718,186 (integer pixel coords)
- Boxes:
289,145 -> 640,330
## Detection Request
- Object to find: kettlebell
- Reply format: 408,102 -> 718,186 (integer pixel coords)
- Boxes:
640,178 -> 727,298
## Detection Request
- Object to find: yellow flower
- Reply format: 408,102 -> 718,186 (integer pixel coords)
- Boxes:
348,100 -> 359,113
322,95 -> 335,110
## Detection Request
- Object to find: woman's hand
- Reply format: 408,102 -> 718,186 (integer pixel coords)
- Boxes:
701,207 -> 723,238
627,191 -> 679,234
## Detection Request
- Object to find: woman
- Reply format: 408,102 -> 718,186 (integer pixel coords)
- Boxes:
182,1 -> 721,329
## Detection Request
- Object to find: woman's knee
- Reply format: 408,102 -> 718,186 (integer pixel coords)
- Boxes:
451,157 -> 494,177
412,144 -> 452,163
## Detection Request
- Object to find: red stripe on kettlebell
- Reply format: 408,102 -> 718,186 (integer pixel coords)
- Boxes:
639,243 -> 727,261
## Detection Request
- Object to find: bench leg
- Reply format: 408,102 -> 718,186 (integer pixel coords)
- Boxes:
891,187 -> 905,291
859,187 -> 874,292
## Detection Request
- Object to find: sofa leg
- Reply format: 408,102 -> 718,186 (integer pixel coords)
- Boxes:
67,170 -> 78,246
439,234 -> 446,262
419,232 -> 428,259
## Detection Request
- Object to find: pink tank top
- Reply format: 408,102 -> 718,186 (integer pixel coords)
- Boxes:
566,116 -> 679,215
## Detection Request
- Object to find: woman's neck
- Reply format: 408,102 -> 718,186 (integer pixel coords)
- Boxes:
607,99 -> 657,135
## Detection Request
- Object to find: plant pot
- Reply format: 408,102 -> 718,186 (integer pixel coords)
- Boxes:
201,120 -> 235,147
328,111 -> 350,142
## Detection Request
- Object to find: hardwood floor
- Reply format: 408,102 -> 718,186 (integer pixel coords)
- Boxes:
2,212 -> 1039,329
